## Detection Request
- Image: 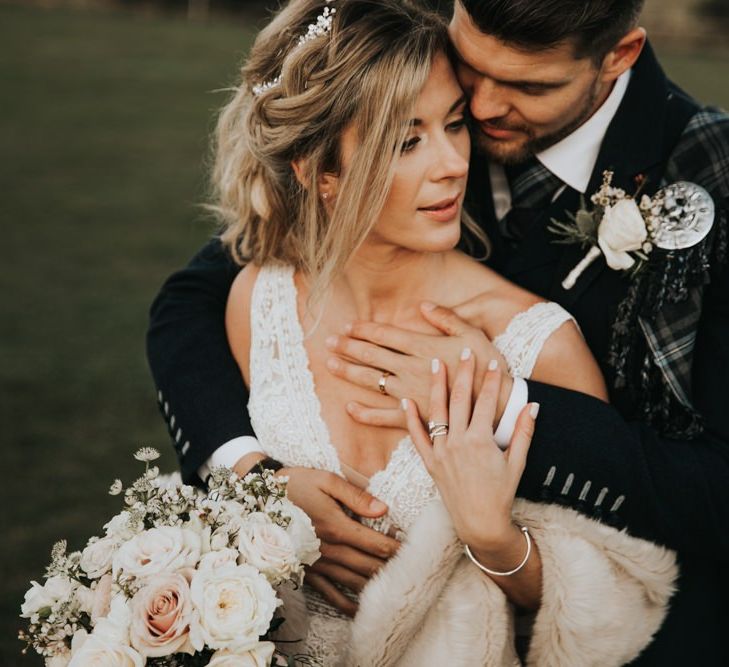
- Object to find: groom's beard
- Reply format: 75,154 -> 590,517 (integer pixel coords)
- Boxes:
472,81 -> 600,166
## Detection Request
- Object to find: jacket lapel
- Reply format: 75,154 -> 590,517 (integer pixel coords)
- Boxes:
549,42 -> 673,307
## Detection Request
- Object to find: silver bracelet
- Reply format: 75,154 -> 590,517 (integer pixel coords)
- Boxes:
464,526 -> 532,577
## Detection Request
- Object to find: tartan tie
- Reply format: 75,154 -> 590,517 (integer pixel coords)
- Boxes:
501,159 -> 562,244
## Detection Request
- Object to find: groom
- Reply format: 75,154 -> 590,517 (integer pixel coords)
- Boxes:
147,0 -> 729,663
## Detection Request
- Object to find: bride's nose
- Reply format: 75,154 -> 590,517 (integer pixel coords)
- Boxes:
431,136 -> 469,181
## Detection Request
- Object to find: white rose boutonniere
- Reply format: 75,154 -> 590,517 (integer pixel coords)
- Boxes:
549,171 -> 715,289
598,198 -> 648,270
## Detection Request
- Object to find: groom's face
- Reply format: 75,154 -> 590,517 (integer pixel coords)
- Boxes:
449,4 -> 609,165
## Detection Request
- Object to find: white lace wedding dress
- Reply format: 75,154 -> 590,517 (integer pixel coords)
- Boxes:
247,264 -> 574,665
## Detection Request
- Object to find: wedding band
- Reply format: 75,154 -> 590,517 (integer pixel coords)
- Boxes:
378,371 -> 391,395
428,421 -> 449,442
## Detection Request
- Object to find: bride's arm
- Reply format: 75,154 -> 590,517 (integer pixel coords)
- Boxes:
403,354 -> 544,610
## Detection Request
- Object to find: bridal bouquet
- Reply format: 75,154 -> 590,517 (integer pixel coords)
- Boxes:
19,448 -> 320,667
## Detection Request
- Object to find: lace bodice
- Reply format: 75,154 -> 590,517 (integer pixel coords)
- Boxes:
247,264 -> 574,664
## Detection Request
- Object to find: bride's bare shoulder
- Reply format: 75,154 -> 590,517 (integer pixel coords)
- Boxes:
226,263 -> 263,380
444,252 -> 542,332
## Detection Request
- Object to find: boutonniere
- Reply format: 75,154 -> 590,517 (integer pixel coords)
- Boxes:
548,171 -> 715,289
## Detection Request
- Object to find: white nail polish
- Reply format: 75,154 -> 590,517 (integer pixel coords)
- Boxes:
460,347 -> 472,361
401,398 -> 408,411
431,358 -> 440,374
529,403 -> 541,419
488,359 -> 498,372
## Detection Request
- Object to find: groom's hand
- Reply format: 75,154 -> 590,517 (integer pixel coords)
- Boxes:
326,301 -> 511,427
279,466 -> 400,617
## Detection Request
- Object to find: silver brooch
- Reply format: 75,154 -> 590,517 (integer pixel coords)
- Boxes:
651,181 -> 715,250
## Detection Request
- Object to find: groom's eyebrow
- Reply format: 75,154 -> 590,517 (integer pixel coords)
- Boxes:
410,96 -> 467,126
452,47 -> 570,90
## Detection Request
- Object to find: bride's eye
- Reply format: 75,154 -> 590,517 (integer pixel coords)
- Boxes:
401,136 -> 420,154
447,117 -> 467,132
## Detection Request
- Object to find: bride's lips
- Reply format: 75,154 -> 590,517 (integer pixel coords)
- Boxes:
418,194 -> 461,222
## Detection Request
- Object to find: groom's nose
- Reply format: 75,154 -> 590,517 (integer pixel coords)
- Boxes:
469,78 -> 511,122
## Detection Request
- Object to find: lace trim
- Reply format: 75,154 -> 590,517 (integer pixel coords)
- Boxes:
365,438 -> 439,538
249,264 -> 342,474
493,301 -> 575,379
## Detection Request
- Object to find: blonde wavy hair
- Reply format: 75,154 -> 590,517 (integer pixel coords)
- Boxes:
211,0 -> 487,301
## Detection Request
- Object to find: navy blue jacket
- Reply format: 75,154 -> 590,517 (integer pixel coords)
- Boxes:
147,44 -> 729,664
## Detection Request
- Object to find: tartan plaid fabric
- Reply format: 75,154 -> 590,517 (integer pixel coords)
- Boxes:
506,159 -> 563,209
501,159 -> 562,241
639,288 -> 702,409
638,107 -> 729,417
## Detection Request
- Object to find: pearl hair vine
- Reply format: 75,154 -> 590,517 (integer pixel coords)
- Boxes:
252,0 -> 337,97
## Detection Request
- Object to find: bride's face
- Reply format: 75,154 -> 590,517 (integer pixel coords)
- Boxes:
342,52 -> 470,256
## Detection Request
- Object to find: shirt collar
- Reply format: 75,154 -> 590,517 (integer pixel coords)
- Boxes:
537,69 -> 632,194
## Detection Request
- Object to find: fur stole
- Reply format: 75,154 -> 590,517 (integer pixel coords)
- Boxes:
342,498 -> 677,666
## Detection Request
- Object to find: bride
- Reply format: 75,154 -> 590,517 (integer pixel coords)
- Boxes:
217,0 -> 676,664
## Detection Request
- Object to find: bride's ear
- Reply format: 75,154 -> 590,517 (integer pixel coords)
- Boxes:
291,158 -> 339,202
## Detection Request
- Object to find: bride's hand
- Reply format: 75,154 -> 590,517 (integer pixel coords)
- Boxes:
326,301 -> 509,429
402,349 -> 538,550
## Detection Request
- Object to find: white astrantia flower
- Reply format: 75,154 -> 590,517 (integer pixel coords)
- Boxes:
112,526 -> 201,580
133,447 -> 160,462
190,563 -> 279,652
109,480 -> 123,496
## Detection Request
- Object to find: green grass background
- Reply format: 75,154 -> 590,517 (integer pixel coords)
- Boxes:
1,3 -> 727,665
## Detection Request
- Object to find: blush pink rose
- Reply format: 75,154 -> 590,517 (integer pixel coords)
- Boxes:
129,573 -> 199,658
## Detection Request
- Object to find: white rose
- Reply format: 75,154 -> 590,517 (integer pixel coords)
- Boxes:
74,586 -> 96,616
81,538 -> 117,579
46,653 -> 71,667
198,548 -> 240,572
190,563 -> 279,652
597,198 -> 647,270
46,575 -> 77,600
285,505 -> 321,567
208,642 -> 276,667
112,526 -> 201,579
21,576 -> 76,618
210,527 -> 232,552
238,513 -> 299,583
103,512 -> 138,541
93,595 -> 132,646
21,581 -> 54,618
68,633 -> 143,667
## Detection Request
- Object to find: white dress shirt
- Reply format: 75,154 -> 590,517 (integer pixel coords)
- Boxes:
200,71 -> 632,479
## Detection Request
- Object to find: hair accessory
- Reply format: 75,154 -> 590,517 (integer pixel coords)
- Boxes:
464,526 -> 532,577
252,0 -> 337,97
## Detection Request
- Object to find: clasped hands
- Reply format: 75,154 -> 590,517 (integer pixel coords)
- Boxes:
276,298 -> 535,615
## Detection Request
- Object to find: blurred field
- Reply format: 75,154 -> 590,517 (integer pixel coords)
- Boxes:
1,3 -> 727,665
